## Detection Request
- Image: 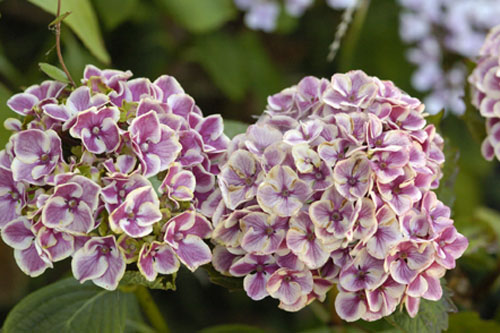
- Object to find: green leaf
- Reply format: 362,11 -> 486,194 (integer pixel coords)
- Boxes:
93,0 -> 138,30
474,207 -> 500,248
3,277 -> 137,333
187,32 -> 248,101
39,62 -> 70,83
385,282 -> 456,333
435,138 -> 459,208
203,264 -> 243,292
224,119 -> 248,138
448,312 -> 500,332
187,31 -> 284,104
120,271 -> 176,291
462,105 -> 486,143
200,324 -> 267,333
239,32 -> 285,109
425,110 -> 444,127
157,0 -> 236,34
28,0 -> 110,64
0,82 -> 14,147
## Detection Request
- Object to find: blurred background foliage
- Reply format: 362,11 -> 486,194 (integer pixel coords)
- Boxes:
0,0 -> 500,332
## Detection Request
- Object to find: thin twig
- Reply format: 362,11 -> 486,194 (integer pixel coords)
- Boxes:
327,1 -> 359,62
55,0 -> 75,86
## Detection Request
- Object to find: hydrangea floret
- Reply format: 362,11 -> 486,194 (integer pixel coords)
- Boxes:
208,70 -> 467,321
469,25 -> 500,162
0,65 -> 229,290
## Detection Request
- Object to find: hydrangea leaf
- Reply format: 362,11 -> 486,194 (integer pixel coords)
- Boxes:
448,311 -> 500,332
223,119 -> 249,139
187,31 -> 284,103
120,271 -> 176,291
3,277 -> 138,333
0,82 -> 14,146
474,207 -> 500,249
28,0 -> 110,64
39,62 -> 70,84
462,102 -> 487,143
186,32 -> 247,101
435,138 -> 459,208
203,264 -> 243,292
425,110 -> 444,127
93,0 -> 138,30
385,282 -> 456,333
158,0 -> 236,34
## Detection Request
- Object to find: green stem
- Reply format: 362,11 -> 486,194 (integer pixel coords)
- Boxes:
328,288 -> 344,328
338,0 -> 371,71
134,286 -> 170,333
55,0 -> 75,86
309,301 -> 330,324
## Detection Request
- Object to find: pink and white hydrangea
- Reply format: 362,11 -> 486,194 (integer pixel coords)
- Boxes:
469,24 -> 500,162
210,70 -> 467,322
10,129 -> 62,185
0,65 -> 228,290
7,80 -> 66,116
72,235 -> 126,290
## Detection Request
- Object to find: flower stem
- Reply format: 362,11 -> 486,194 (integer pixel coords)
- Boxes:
309,301 -> 330,324
55,0 -> 75,86
328,288 -> 344,327
336,0 -> 371,70
327,1 -> 358,62
134,286 -> 170,333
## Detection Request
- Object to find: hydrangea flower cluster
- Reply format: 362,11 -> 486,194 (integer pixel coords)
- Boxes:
398,0 -> 500,115
0,65 -> 228,290
207,70 -> 467,321
469,25 -> 500,162
234,0 -> 356,32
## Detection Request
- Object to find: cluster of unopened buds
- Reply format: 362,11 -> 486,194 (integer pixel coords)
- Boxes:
234,0 -> 356,32
208,70 -> 467,321
0,65 -> 228,290
469,25 -> 500,162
